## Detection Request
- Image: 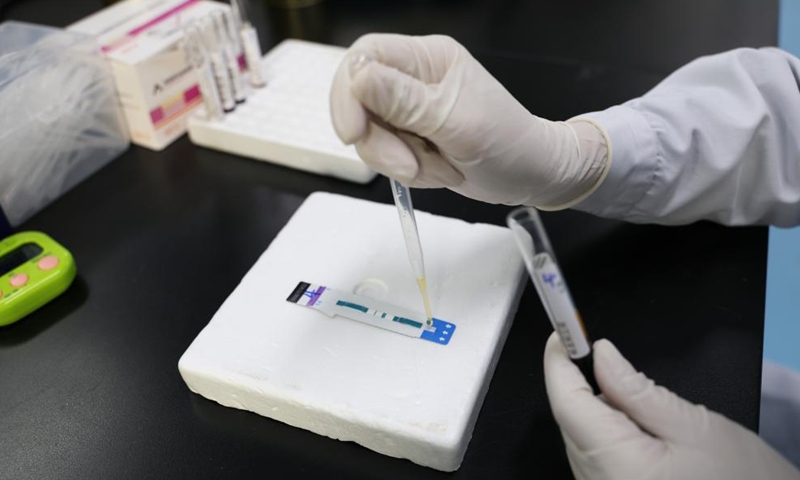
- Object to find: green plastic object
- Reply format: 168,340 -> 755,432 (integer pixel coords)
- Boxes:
0,231 -> 76,327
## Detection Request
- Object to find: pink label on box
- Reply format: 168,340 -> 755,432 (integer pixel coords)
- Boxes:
101,0 -> 200,53
149,84 -> 202,130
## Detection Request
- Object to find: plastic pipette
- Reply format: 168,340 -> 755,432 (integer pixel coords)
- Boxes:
390,179 -> 433,326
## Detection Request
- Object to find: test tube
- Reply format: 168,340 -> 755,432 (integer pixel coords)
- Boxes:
231,0 -> 266,88
182,24 -> 224,121
212,10 -> 246,103
506,207 -> 598,392
201,17 -> 236,112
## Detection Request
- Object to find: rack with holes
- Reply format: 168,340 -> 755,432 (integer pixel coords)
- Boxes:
188,39 -> 377,184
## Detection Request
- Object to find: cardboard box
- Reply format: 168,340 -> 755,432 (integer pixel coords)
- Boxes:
69,0 -> 229,150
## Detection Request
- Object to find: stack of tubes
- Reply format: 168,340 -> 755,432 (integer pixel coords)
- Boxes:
182,0 -> 266,121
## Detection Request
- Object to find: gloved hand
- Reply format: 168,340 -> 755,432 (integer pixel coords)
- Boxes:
330,33 -> 610,209
543,332 -> 800,480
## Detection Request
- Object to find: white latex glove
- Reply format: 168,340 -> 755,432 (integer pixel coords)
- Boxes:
543,332 -> 800,480
330,33 -> 610,209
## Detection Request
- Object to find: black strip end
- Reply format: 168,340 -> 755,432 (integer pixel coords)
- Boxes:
286,281 -> 310,303
574,354 -> 600,394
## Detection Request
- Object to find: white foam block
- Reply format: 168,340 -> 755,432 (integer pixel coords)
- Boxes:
178,192 -> 526,471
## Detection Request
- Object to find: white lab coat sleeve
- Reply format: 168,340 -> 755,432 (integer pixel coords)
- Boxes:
574,47 -> 800,226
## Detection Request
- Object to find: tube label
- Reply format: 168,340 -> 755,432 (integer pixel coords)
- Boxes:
198,66 -> 224,120
227,52 -> 246,102
241,27 -> 266,87
210,53 -> 235,111
533,253 -> 591,358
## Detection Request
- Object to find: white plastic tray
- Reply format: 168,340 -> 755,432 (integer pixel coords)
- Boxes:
188,39 -> 376,184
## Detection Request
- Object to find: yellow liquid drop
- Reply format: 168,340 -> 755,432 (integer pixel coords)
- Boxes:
417,277 -> 433,325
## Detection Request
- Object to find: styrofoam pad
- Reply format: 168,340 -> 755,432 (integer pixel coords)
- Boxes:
178,192 -> 525,471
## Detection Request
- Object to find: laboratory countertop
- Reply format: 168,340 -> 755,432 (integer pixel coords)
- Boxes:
0,1 -> 778,479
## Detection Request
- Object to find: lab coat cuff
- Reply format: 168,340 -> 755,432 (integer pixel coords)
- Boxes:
570,105 -> 659,220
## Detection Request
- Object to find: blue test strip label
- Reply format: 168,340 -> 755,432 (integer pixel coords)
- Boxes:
420,319 -> 456,346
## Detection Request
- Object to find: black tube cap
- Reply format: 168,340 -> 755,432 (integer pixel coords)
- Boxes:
574,354 -> 600,394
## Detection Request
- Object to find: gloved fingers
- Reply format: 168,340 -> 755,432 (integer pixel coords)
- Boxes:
593,339 -> 713,444
562,433 -> 669,480
353,120 -> 419,184
330,51 -> 370,145
347,33 -> 456,83
395,131 -> 464,188
331,33 -> 458,145
350,60 -> 448,139
544,333 -> 655,452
